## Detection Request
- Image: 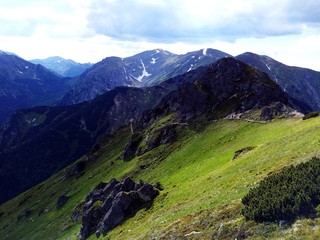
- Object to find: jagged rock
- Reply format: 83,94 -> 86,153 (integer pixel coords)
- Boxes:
120,133 -> 143,161
121,125 -> 178,161
79,177 -> 160,239
70,203 -> 84,222
147,125 -> 177,151
57,195 -> 69,209
259,102 -> 299,121
64,160 -> 87,180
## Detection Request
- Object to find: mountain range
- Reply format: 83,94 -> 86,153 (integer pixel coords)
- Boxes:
30,56 -> 93,77
1,47 -> 320,239
1,48 -> 320,125
58,48 -> 231,105
0,57 -> 292,204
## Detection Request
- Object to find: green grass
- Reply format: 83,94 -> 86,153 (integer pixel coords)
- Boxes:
2,116 -> 320,239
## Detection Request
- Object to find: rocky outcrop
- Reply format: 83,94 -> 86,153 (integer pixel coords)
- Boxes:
79,177 -> 160,239
121,125 -> 178,161
120,133 -> 143,161
259,102 -> 301,121
56,194 -> 69,209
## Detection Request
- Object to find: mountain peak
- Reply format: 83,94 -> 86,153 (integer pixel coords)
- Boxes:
59,48 -> 231,105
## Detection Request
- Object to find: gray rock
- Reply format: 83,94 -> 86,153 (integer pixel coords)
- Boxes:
79,177 -> 160,239
56,195 -> 69,209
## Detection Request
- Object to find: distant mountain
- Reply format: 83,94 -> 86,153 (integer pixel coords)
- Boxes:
0,50 -> 18,56
0,57 -> 291,204
30,56 -> 93,77
59,48 -> 231,105
236,52 -> 320,112
0,52 -> 73,124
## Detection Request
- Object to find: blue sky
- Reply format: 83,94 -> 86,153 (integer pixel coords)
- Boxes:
0,0 -> 320,70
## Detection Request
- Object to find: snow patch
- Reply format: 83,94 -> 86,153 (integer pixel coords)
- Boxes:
155,49 -> 160,53
192,56 -> 195,58
203,48 -> 208,55
150,57 -> 157,64
25,66 -> 29,69
266,64 -> 271,71
18,70 -> 23,74
135,60 -> 151,82
187,64 -> 194,72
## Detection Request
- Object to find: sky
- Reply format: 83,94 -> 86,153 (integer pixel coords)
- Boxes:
0,0 -> 320,71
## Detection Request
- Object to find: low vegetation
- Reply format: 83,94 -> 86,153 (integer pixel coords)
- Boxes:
303,111 -> 320,120
242,157 -> 320,222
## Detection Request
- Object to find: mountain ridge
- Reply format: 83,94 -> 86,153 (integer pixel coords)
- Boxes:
236,52 -> 320,112
59,48 -> 231,105
0,53 -> 73,124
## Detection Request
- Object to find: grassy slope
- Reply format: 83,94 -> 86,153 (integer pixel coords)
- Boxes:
1,116 -> 320,239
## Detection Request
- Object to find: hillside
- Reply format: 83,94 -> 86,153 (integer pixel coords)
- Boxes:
0,52 -> 73,124
2,114 -> 320,239
0,58 -> 291,204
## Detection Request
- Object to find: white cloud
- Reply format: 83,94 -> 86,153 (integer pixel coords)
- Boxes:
86,0 -> 320,42
0,0 -> 319,72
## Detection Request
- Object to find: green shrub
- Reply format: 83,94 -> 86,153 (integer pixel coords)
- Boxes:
242,157 -> 320,222
303,112 -> 320,120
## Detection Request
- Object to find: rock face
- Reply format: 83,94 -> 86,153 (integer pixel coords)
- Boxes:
79,177 -> 160,239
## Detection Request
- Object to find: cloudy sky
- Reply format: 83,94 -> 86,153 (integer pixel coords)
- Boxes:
1,0 -> 320,70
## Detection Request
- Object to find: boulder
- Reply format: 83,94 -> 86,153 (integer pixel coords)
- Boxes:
56,195 -> 69,209
120,133 -> 143,161
79,177 -> 160,239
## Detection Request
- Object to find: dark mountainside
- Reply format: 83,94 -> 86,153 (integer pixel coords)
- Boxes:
236,52 -> 320,112
30,56 -> 93,77
59,48 -> 231,105
0,86 -> 168,204
0,52 -> 73,124
0,57 -> 293,204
